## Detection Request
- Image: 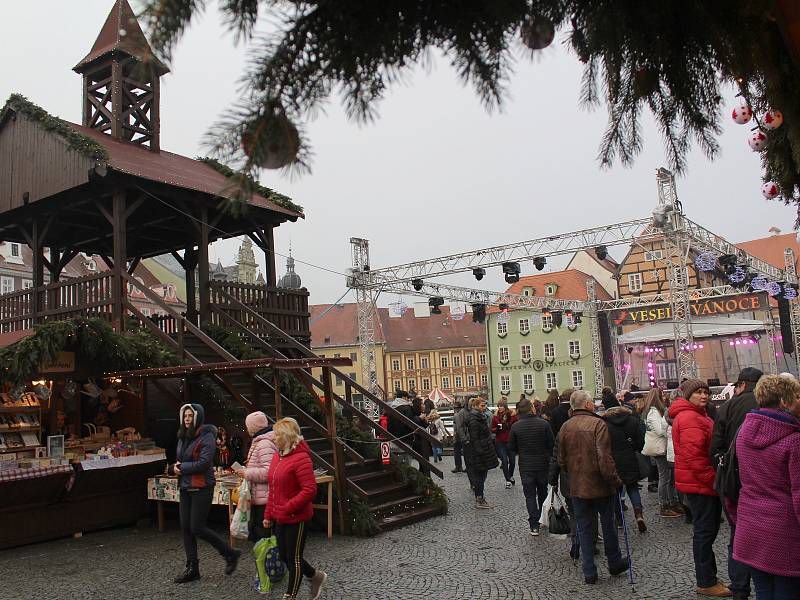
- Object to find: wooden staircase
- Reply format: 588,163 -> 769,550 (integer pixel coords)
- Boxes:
124,274 -> 446,532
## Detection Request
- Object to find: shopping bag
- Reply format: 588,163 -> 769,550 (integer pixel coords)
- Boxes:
547,488 -> 571,536
253,535 -> 286,593
539,484 -> 554,527
229,480 -> 251,540
264,535 -> 286,584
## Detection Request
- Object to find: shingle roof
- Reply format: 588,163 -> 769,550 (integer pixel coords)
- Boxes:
736,232 -> 800,269
487,269 -> 612,313
310,303 -> 386,349
379,305 -> 486,352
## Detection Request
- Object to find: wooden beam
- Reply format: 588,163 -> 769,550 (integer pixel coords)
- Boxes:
57,249 -> 80,273
265,226 -> 277,287
98,253 -> 114,270
128,256 -> 141,275
169,250 -> 186,270
125,196 -> 146,219
323,367 -> 349,535
31,221 -> 43,324
198,205 -> 210,323
112,187 -> 127,332
95,200 -> 113,225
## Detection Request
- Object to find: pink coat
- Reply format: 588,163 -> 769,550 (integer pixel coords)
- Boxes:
244,430 -> 277,506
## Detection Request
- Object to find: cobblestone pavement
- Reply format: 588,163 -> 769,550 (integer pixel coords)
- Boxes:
1,457 -> 733,600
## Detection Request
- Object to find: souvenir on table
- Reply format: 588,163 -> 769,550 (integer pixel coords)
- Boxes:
61,381 -> 78,400
215,427 -> 231,468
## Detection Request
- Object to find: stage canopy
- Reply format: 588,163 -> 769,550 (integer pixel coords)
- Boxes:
617,316 -> 765,345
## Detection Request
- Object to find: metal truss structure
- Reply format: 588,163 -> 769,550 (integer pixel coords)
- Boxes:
586,278 -> 604,397
784,248 -> 800,375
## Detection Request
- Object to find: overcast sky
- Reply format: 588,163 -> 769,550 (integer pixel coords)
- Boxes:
2,1 -> 796,306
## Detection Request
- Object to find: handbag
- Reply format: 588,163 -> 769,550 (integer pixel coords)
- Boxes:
714,427 -> 742,501
254,535 -> 286,592
635,452 -> 652,481
547,488 -> 571,535
229,479 -> 251,540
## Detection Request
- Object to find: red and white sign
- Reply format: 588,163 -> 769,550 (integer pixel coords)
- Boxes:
380,442 -> 391,465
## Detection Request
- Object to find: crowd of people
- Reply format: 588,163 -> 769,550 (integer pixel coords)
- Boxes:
441,367 -> 800,599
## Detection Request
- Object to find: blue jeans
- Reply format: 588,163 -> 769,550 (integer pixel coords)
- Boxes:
432,445 -> 443,462
453,440 -> 464,470
495,441 -> 515,482
685,493 -> 722,588
520,471 -> 548,529
571,496 -> 623,579
722,506 -> 751,599
751,568 -> 800,600
619,483 -> 642,510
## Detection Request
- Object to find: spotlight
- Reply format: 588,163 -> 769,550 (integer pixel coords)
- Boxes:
428,296 -> 444,314
471,303 -> 487,323
412,278 -> 423,291
498,303 -> 509,311
625,346 -> 634,354
472,267 -> 486,281
573,312 -> 583,324
552,311 -> 563,328
595,246 -> 608,261
502,261 -> 521,284
533,257 -> 546,271
542,308 -> 552,318
718,254 -> 738,275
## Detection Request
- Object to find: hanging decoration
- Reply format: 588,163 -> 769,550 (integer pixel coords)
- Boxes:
750,276 -> 768,291
762,182 -> 780,199
731,97 -> 752,124
783,285 -> 799,301
748,130 -> 768,151
694,252 -> 717,272
728,266 -> 747,284
241,105 -> 300,169
450,304 -> 465,321
766,281 -> 783,296
761,109 -> 783,130
520,15 -> 555,50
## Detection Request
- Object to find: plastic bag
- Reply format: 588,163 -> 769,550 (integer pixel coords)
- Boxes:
254,535 -> 286,593
229,479 -> 251,540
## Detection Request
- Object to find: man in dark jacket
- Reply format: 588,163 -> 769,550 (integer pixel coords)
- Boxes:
603,406 -> 647,532
451,401 -> 466,473
464,396 -> 499,508
710,367 -> 761,600
509,398 -> 554,535
549,388 -> 575,439
558,390 -> 628,584
388,390 -> 415,464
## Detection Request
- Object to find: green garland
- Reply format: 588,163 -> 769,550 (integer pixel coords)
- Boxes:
2,94 -> 110,162
0,318 -> 179,384
197,157 -> 303,214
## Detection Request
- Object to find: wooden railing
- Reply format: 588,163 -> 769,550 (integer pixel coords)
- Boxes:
209,281 -> 310,344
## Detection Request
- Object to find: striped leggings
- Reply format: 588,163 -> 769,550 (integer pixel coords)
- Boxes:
274,520 -> 316,597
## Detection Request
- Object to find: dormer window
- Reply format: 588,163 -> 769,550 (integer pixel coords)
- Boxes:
87,260 -> 97,272
10,243 -> 20,258
544,284 -> 557,296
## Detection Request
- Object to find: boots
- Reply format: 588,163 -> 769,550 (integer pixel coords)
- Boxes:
475,496 -> 494,509
609,557 -> 630,576
224,548 -> 242,575
634,507 -> 647,532
174,560 -> 200,584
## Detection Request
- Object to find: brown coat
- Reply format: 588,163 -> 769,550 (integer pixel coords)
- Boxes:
557,410 -> 622,499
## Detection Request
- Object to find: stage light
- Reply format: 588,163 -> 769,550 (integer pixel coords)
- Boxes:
428,297 -> 444,314
595,245 -> 608,261
502,262 -> 521,284
533,257 -> 546,271
652,205 -> 673,228
498,303 -> 509,311
472,268 -> 486,281
412,278 -> 423,291
574,312 -> 583,324
471,303 -> 487,323
718,254 -> 738,275
552,311 -> 563,327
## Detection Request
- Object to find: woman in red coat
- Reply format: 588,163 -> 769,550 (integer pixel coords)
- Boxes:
491,398 -> 518,488
669,380 -> 731,598
263,418 -> 327,600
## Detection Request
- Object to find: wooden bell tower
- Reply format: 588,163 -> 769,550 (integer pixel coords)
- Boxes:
73,0 -> 169,151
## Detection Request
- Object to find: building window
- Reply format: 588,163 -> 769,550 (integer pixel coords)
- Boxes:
546,372 -> 558,390
392,359 -> 401,371
542,314 -> 553,329
441,376 -> 450,389
394,380 -> 401,391
455,376 -> 462,388
335,375 -> 343,386
467,374 -> 475,387
644,249 -> 663,261
497,321 -> 508,336
544,343 -> 555,359
571,370 -> 584,389
318,354 -> 325,359
406,358 -> 415,370
499,347 -> 510,362
22,279 -> 33,290
522,373 -> 534,392
349,372 -> 357,381
408,379 -> 416,390
520,344 -> 532,361
564,313 -> 575,327
628,273 -> 642,292
350,352 -> 358,362
141,308 -> 151,317
441,355 -> 449,368
421,356 -> 429,369
500,375 -> 511,394
333,353 -> 341,358
452,355 -> 461,367
545,284 -> 557,296
0,277 -> 13,294
480,373 -> 488,387
422,378 -> 430,390
519,318 -> 530,334
568,340 -> 581,356
478,353 -> 487,366
465,354 -> 474,367
10,243 -> 20,257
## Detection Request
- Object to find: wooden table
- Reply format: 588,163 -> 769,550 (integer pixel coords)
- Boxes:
311,475 -> 335,539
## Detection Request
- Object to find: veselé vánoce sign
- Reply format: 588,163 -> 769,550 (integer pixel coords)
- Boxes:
611,293 -> 768,326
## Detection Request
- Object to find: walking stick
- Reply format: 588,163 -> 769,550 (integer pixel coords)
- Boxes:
617,492 -> 635,591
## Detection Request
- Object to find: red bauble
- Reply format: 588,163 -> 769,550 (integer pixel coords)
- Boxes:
521,16 -> 555,50
762,109 -> 783,130
241,113 -> 300,169
761,181 -> 779,200
731,97 -> 752,125
748,130 -> 768,151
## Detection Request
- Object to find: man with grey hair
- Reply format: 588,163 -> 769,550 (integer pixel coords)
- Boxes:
558,390 -> 628,584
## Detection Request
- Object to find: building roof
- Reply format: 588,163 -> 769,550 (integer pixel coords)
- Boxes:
571,247 -> 619,273
379,305 -> 486,352
278,255 -> 302,289
736,232 -> 800,269
487,269 -> 612,313
309,303 -> 385,349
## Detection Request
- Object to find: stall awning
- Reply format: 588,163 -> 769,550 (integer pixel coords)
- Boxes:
617,316 -> 765,345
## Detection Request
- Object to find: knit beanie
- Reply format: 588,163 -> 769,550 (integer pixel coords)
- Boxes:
679,379 -> 709,400
245,411 -> 269,435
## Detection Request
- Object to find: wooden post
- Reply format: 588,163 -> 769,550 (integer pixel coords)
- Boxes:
265,226 -> 277,287
322,367 -> 349,535
112,187 -> 127,332
111,60 -> 123,140
198,206 -> 210,324
48,248 -> 61,317
31,221 -> 43,324
184,247 -> 198,324
273,370 -> 282,421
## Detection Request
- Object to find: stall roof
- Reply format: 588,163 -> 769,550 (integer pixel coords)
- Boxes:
617,316 -> 765,345
107,356 -> 352,379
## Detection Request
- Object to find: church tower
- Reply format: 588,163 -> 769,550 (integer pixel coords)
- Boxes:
236,239 -> 258,284
73,0 -> 169,151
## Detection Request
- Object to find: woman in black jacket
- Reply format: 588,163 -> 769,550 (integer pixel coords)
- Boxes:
603,405 -> 647,532
171,404 -> 241,583
464,396 -> 499,509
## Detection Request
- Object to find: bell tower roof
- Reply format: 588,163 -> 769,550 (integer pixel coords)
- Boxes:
74,0 -> 169,76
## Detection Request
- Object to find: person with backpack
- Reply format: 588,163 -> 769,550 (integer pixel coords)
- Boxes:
711,367 -> 762,600
733,375 -> 800,600
426,409 -> 448,462
670,380 -> 731,598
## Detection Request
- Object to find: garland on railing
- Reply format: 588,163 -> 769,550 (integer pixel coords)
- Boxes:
0,318 -> 180,384
2,94 -> 110,162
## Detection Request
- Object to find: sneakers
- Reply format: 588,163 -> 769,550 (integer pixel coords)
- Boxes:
529,525 -> 540,537
224,548 -> 241,576
608,558 -> 629,576
671,503 -> 686,515
634,507 -> 647,532
505,481 -> 512,489
475,496 -> 494,509
696,582 -> 732,597
660,507 -> 681,518
309,569 -> 327,600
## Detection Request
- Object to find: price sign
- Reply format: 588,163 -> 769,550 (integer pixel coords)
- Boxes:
380,441 -> 391,465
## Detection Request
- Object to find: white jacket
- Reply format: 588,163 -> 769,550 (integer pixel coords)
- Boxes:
430,418 -> 448,441
642,407 -> 668,457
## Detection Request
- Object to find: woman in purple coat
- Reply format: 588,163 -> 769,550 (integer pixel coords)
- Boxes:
733,375 -> 800,600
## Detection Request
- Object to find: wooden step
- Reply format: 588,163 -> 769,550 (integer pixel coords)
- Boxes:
362,481 -> 408,500
376,503 -> 446,531
368,494 -> 425,515
348,470 -> 397,491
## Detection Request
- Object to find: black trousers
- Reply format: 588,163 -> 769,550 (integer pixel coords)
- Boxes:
179,487 -> 233,563
684,493 -> 722,588
274,520 -> 316,596
249,504 -> 271,542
